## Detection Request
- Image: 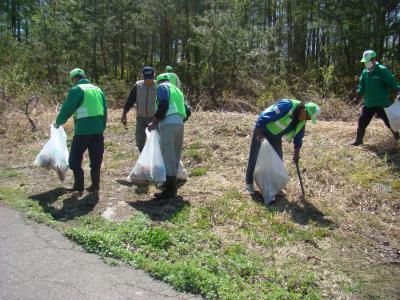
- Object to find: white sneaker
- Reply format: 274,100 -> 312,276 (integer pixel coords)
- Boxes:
245,183 -> 255,195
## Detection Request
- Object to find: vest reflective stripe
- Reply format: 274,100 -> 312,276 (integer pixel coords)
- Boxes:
166,73 -> 178,87
73,84 -> 104,119
265,100 -> 305,141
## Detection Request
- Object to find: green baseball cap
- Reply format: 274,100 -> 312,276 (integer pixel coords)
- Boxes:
69,68 -> 85,78
305,102 -> 321,124
156,73 -> 170,82
360,50 -> 376,63
165,66 -> 173,71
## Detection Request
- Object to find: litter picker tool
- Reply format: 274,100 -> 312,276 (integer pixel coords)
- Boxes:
295,161 -> 305,196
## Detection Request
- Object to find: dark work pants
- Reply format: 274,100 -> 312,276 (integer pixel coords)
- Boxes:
245,128 -> 283,185
355,105 -> 395,141
69,134 -> 104,190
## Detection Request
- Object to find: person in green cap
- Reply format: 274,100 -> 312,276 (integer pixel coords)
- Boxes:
54,68 -> 107,194
245,99 -> 320,200
147,73 -> 187,201
351,50 -> 400,146
164,65 -> 182,89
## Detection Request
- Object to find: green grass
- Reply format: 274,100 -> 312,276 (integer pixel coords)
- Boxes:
64,209 -> 322,299
190,167 -> 208,177
0,187 -> 58,227
0,186 -> 322,299
0,168 -> 19,178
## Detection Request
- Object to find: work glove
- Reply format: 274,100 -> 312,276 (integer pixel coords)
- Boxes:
293,148 -> 300,163
53,122 -> 60,129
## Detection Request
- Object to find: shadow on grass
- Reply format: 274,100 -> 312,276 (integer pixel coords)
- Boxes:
116,179 -> 136,187
29,188 -> 99,221
129,196 -> 190,222
364,142 -> 400,171
251,191 -> 336,228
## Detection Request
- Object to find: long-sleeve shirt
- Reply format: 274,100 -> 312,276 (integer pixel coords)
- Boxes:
123,84 -> 137,112
123,80 -> 156,118
56,79 -> 107,135
357,62 -> 400,108
256,99 -> 305,148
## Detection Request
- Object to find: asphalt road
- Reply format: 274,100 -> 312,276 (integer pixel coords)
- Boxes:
0,204 -> 201,300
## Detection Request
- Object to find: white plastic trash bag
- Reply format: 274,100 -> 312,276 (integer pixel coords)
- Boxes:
253,139 -> 289,204
128,129 -> 166,184
177,161 -> 188,182
384,99 -> 400,131
34,124 -> 69,181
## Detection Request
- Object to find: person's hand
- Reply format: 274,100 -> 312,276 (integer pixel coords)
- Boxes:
53,122 -> 60,129
354,93 -> 362,104
147,119 -> 159,132
293,148 -> 300,163
255,128 -> 265,143
256,134 -> 264,143
121,113 -> 127,127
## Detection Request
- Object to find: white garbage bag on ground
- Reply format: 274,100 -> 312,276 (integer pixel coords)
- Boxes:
384,99 -> 400,131
253,139 -> 289,204
128,129 -> 166,185
34,124 -> 69,181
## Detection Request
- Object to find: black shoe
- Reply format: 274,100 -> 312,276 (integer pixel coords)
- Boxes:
393,132 -> 399,140
154,189 -> 174,199
86,185 -> 99,193
351,140 -> 363,146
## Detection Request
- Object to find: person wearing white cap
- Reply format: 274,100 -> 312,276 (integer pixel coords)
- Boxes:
352,50 -> 400,146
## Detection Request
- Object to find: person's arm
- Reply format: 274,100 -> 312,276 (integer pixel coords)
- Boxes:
293,127 -> 305,162
380,67 -> 400,95
121,84 -> 137,126
55,87 -> 82,126
148,84 -> 169,131
356,71 -> 365,102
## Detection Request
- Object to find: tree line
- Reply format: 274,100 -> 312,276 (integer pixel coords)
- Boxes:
0,0 -> 399,109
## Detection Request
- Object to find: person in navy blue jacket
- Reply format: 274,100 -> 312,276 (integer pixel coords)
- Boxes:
245,99 -> 320,199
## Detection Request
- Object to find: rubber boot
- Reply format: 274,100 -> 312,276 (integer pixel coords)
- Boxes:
71,170 -> 84,193
87,169 -> 100,193
154,176 -> 175,200
170,176 -> 177,200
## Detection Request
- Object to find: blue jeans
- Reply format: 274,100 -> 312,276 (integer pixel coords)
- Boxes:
245,128 -> 283,184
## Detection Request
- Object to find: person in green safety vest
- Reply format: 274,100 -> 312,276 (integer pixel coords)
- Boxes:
164,65 -> 182,89
148,73 -> 186,201
245,99 -> 320,200
351,50 -> 400,146
54,68 -> 107,195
